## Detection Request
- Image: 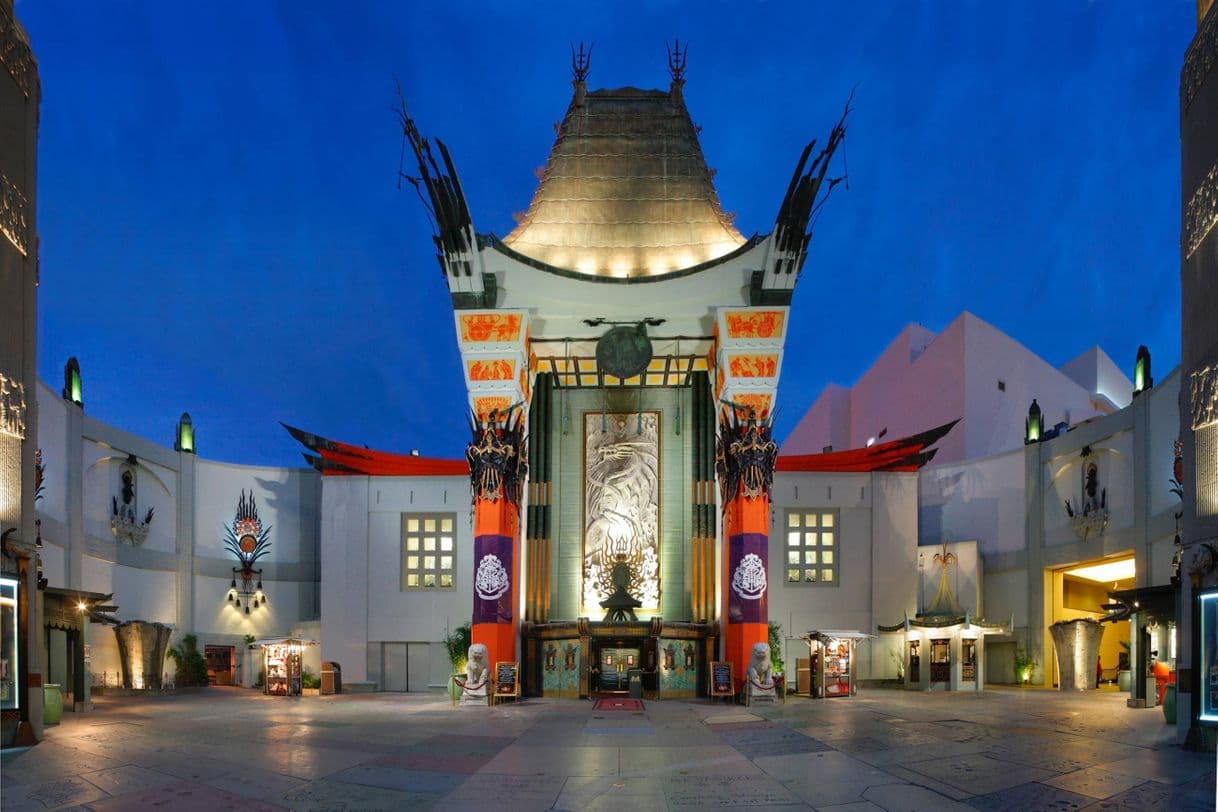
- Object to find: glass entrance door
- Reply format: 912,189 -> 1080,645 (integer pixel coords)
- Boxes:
596,646 -> 640,692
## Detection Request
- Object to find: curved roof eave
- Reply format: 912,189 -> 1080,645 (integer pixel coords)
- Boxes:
483,232 -> 766,285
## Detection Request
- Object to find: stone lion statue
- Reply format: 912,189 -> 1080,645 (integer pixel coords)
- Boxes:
461,643 -> 489,702
746,641 -> 776,700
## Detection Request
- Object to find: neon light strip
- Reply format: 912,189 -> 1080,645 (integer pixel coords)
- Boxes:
1202,592 -> 1218,723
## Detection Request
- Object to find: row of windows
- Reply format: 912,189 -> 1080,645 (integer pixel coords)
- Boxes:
399,509 -> 841,591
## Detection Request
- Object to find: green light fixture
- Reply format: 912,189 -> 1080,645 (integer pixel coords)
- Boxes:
62,357 -> 83,406
175,412 -> 196,453
1133,345 -> 1152,396
1025,399 -> 1043,444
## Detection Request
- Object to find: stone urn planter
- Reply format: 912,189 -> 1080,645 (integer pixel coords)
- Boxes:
42,684 -> 63,725
1049,618 -> 1104,691
1162,684 -> 1177,723
1117,669 -> 1131,692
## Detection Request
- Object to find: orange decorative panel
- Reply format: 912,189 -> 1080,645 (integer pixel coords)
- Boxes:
716,367 -> 725,397
467,359 -> 516,381
473,396 -> 513,419
727,353 -> 779,378
459,313 -> 522,343
724,310 -> 785,339
733,393 -> 773,416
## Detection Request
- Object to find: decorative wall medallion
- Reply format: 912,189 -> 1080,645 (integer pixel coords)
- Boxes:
474,553 -> 510,600
595,324 -> 653,379
0,371 -> 26,439
582,412 -> 660,614
224,490 -> 271,614
110,458 -> 153,545
731,552 -> 767,600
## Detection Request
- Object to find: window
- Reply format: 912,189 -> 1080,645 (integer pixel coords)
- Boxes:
402,513 -> 456,590
997,380 -> 1006,392
783,509 -> 838,585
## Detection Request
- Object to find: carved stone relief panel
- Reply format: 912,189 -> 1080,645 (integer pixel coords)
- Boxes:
583,412 -> 660,614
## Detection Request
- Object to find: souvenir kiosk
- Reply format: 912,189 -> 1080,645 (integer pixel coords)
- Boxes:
802,630 -> 870,698
254,638 -> 316,697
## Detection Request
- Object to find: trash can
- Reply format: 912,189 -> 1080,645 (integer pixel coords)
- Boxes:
628,669 -> 643,699
43,684 -> 63,726
321,661 -> 341,695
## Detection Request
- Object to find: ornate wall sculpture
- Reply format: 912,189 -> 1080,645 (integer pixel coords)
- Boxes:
223,490 -> 272,614
466,406 -> 527,505
582,412 -> 660,614
0,370 -> 26,439
1063,448 -> 1109,539
110,458 -> 154,545
716,407 -> 778,504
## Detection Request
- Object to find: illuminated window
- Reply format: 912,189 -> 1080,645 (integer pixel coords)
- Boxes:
402,513 -> 456,590
784,509 -> 839,586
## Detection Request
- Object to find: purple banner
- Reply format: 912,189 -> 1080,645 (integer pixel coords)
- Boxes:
473,534 -> 513,624
728,533 -> 768,624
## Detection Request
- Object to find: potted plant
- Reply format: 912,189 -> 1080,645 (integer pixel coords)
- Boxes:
301,666 -> 321,696
443,622 -> 471,700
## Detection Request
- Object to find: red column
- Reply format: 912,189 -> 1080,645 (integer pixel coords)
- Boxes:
723,492 -> 769,690
471,496 -> 520,669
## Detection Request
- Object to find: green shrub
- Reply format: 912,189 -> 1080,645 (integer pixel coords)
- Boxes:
1014,648 -> 1037,684
444,621 -> 472,673
167,633 -> 209,687
768,621 -> 785,675
301,667 -> 320,690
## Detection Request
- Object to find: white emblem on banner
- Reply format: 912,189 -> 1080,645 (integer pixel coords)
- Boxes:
475,553 -> 510,601
731,553 -> 767,600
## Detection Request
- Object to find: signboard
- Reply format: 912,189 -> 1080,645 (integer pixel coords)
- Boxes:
495,661 -> 519,702
710,661 -> 734,697
1201,591 -> 1218,724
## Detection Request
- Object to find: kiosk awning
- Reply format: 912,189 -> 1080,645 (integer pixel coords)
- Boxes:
803,630 -> 873,642
250,637 -> 318,648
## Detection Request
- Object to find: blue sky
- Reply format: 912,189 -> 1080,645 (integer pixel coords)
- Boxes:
22,1 -> 1193,465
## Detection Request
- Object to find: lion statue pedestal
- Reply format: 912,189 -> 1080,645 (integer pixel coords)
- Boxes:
746,641 -> 777,704
458,643 -> 490,706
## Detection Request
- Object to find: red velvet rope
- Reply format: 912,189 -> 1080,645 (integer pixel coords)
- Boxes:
452,675 -> 489,694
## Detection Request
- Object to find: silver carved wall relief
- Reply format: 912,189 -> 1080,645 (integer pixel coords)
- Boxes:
583,412 -> 660,614
0,371 -> 26,439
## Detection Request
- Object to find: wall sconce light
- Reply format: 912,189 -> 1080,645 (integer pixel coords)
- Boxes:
223,490 -> 272,615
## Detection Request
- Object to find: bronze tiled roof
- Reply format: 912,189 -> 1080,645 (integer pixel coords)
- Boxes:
502,86 -> 745,278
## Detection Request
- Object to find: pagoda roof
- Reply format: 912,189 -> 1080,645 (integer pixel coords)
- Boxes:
777,419 -> 959,473
282,424 -> 468,477
501,85 -> 746,278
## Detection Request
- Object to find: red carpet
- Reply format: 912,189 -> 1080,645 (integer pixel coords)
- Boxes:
593,698 -> 644,711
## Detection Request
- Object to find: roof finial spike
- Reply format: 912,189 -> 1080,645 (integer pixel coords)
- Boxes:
571,41 -> 592,106
666,38 -> 688,83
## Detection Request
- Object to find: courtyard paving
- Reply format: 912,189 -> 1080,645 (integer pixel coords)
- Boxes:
1,687 -> 1214,811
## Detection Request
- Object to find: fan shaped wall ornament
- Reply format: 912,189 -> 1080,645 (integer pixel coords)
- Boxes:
224,490 -> 272,614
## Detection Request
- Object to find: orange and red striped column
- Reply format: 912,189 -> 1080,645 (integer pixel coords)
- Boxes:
723,489 -> 769,690
471,494 -> 519,669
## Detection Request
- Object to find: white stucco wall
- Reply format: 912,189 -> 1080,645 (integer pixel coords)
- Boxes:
768,470 -> 918,680
920,448 -> 1025,554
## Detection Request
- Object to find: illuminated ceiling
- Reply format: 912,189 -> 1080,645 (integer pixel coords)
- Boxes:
1063,557 -> 1136,584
